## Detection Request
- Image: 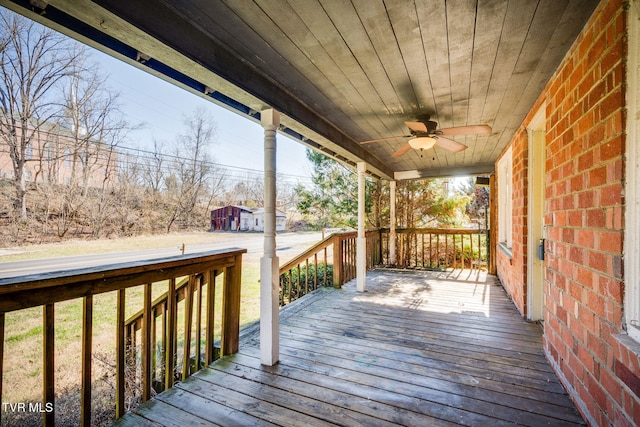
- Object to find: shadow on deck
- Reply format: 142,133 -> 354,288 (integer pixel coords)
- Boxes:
116,269 -> 584,426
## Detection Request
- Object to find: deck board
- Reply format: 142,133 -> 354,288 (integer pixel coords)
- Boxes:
116,269 -> 585,426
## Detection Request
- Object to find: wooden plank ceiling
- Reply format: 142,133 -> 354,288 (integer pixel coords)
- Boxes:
3,0 -> 600,180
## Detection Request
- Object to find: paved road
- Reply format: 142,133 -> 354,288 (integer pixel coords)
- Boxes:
0,232 -> 323,280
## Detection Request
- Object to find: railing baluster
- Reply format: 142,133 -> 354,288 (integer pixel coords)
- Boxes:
345,239 -> 349,281
346,239 -> 350,281
160,301 -> 167,389
471,233 -> 475,269
305,259 -> 309,295
182,276 -> 194,380
142,283 -> 152,402
195,275 -> 203,371
116,289 -> 125,419
151,305 -> 157,390
296,264 -> 301,301
453,234 -> 457,269
165,279 -> 177,390
323,247 -> 328,285
345,239 -> 349,282
352,237 -> 356,279
313,254 -> 318,290
353,237 -> 356,279
446,234 -> 450,268
43,303 -> 55,427
81,295 -> 93,426
205,271 -> 216,365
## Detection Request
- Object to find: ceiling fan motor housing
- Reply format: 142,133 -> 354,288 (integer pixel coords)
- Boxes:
415,114 -> 438,135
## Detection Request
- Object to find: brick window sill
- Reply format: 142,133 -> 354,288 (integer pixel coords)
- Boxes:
498,242 -> 513,259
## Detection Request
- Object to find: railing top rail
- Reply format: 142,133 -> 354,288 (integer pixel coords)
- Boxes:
379,227 -> 484,235
0,248 -> 247,312
279,230 -> 378,273
279,234 -> 339,273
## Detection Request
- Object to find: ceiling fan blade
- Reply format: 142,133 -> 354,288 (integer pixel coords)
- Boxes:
439,124 -> 491,136
391,142 -> 412,158
435,136 -> 467,153
359,135 -> 410,144
404,121 -> 428,133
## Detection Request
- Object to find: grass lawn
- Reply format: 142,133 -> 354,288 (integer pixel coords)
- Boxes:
0,232 -> 275,426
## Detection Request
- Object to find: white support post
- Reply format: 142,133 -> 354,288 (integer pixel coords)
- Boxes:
356,162 -> 367,292
260,109 -> 280,366
389,180 -> 397,265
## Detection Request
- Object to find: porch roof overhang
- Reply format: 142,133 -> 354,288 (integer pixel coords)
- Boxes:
2,0 -> 599,181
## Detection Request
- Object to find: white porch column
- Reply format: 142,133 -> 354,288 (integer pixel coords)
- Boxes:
356,162 -> 367,292
389,180 -> 397,265
260,109 -> 279,366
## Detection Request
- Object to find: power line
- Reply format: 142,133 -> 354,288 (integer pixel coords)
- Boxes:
0,126 -> 314,185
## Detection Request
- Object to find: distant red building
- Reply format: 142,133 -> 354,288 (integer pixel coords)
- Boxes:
210,205 -> 253,231
211,205 -> 286,231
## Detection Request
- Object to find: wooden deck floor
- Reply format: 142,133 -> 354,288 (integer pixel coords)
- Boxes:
116,269 -> 584,426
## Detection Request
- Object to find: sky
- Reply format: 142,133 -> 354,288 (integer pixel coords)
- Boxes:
88,48 -> 313,182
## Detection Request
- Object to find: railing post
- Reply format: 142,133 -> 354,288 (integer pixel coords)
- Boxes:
43,303 -> 54,427
222,254 -> 243,355
80,295 -> 93,426
332,235 -> 343,287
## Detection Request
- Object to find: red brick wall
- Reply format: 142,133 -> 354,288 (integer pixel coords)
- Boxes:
496,0 -> 639,425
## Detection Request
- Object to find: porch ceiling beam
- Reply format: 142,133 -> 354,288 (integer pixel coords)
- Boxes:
394,163 -> 495,181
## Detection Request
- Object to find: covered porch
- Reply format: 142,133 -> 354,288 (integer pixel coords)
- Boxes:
118,268 -> 584,427
4,0 -> 635,425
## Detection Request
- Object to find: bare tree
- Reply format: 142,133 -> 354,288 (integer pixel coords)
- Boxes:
62,60 -> 133,196
166,107 -> 217,232
36,56 -> 136,238
0,10 -> 82,218
142,139 -> 167,194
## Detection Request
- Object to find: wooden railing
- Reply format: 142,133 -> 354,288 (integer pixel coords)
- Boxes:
0,248 -> 245,426
278,230 -> 381,305
381,228 -> 488,269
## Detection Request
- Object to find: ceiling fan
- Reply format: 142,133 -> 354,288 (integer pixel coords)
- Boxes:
359,115 -> 491,158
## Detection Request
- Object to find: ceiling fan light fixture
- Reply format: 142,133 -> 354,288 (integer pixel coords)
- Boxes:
408,136 -> 437,150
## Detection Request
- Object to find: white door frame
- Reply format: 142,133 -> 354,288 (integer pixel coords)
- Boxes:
526,105 -> 546,321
